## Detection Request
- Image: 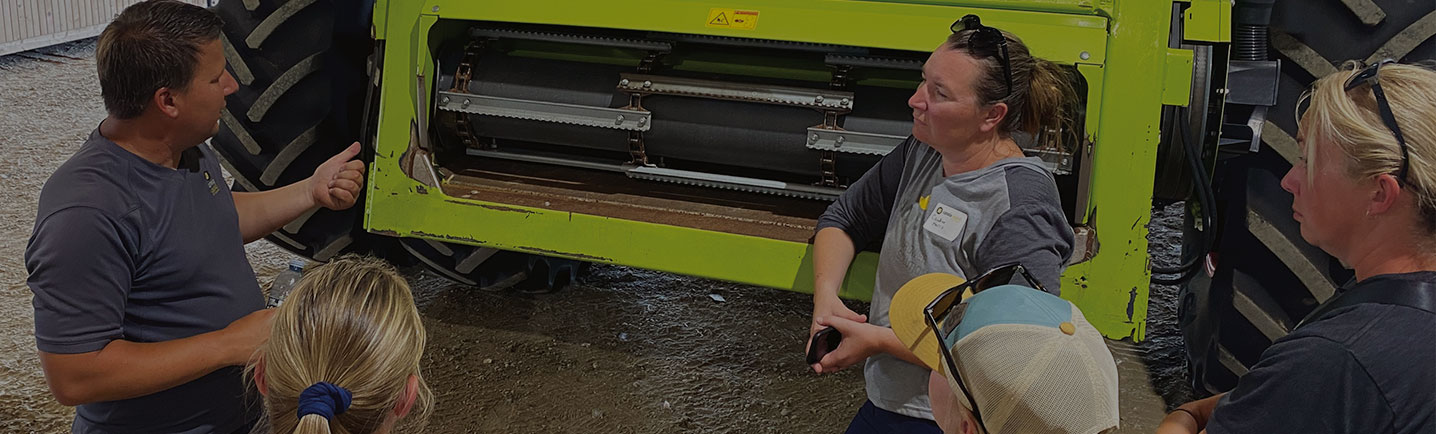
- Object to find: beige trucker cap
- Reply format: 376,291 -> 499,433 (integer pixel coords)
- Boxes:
890,273 -> 1120,434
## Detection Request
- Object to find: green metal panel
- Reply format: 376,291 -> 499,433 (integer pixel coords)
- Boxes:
1054,0 -> 1178,341
1164,48 -> 1195,106
1182,0 -> 1230,43
366,0 -> 1186,340
418,0 -> 1108,65
371,0 -> 388,38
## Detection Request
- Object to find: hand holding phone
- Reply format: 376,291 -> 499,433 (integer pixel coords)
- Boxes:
806,326 -> 844,365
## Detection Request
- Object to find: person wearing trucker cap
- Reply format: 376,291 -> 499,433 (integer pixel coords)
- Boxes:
889,264 -> 1120,434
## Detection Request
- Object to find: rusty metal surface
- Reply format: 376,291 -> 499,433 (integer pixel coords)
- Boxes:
442,159 -> 828,244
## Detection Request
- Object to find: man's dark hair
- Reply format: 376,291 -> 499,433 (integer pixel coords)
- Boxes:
96,0 -> 224,119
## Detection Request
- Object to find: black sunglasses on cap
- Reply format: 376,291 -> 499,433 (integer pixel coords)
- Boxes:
922,263 -> 1045,434
1296,59 -> 1410,183
951,14 -> 1013,99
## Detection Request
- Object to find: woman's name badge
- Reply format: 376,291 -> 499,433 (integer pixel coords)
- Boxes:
923,203 -> 968,242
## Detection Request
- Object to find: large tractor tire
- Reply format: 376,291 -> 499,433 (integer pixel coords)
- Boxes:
211,0 -> 378,260
1180,0 -> 1436,394
211,0 -> 583,291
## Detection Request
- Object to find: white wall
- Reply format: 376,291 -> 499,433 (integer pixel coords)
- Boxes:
0,0 -> 212,56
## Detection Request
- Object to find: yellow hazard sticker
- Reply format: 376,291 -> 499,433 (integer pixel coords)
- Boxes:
706,8 -> 759,30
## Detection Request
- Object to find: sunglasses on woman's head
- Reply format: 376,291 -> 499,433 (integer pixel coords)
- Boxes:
1296,59 -> 1410,183
951,14 -> 1013,99
922,263 -> 1045,434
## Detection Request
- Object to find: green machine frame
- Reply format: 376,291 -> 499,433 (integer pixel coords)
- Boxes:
364,0 -> 1215,340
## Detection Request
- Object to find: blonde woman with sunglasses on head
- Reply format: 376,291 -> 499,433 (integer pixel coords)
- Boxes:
248,255 -> 432,434
1158,61 -> 1436,434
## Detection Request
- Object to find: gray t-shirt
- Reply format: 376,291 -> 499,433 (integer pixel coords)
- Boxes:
25,129 -> 264,433
1207,272 -> 1436,434
817,136 -> 1074,419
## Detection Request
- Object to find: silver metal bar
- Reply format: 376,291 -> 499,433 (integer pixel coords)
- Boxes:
804,127 -> 905,156
437,91 -> 651,132
471,28 -> 673,52
627,166 -> 842,201
619,73 -> 854,111
464,148 -> 628,173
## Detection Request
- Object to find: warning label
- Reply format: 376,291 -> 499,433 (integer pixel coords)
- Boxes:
706,8 -> 759,30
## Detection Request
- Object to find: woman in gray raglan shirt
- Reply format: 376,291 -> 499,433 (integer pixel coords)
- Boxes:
806,16 -> 1077,433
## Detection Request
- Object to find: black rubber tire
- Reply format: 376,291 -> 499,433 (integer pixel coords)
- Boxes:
396,238 -> 588,293
211,0 -> 380,260
1181,0 -> 1435,394
211,0 -> 587,291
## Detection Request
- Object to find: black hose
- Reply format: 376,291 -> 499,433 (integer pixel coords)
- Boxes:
1232,0 -> 1275,61
1233,25 -> 1269,61
1151,110 -> 1217,283
1153,0 -> 1272,284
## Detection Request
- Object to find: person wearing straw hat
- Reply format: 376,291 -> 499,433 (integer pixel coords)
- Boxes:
889,264 -> 1120,434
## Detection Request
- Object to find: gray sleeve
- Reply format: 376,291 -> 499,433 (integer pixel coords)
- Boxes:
1206,336 -> 1393,434
815,137 -> 913,251
973,203 -> 1073,295
25,207 -> 137,354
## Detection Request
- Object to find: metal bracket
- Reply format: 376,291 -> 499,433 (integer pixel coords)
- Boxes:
1226,60 -> 1281,106
437,91 -> 651,132
1182,0 -> 1232,43
1068,225 -> 1099,265
804,127 -> 905,156
618,73 -> 854,112
1024,126 -> 1076,175
1163,48 -> 1195,107
1247,105 -> 1269,153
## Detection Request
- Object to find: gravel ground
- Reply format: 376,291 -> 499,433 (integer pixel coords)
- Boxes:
0,39 -> 1188,433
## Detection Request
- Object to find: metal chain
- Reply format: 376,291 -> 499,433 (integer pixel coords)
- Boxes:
451,39 -> 485,148
818,66 -> 854,188
624,51 -> 665,166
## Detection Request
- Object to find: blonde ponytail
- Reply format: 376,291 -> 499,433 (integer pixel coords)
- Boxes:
295,414 -> 333,434
248,255 -> 432,434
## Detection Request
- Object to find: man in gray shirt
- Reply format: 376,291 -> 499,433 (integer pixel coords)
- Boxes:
24,1 -> 365,432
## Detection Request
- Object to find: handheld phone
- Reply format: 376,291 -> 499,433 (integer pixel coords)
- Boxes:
806,326 -> 844,365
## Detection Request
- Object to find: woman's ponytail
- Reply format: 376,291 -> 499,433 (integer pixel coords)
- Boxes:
947,28 -> 1078,138
1018,58 -> 1077,137
294,414 -> 333,434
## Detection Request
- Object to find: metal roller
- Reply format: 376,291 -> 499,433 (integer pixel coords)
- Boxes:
433,27 -> 918,198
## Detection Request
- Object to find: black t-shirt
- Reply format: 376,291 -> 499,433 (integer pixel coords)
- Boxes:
1207,272 -> 1436,434
24,129 -> 263,433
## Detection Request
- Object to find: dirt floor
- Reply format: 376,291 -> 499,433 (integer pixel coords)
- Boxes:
0,40 -> 1190,433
